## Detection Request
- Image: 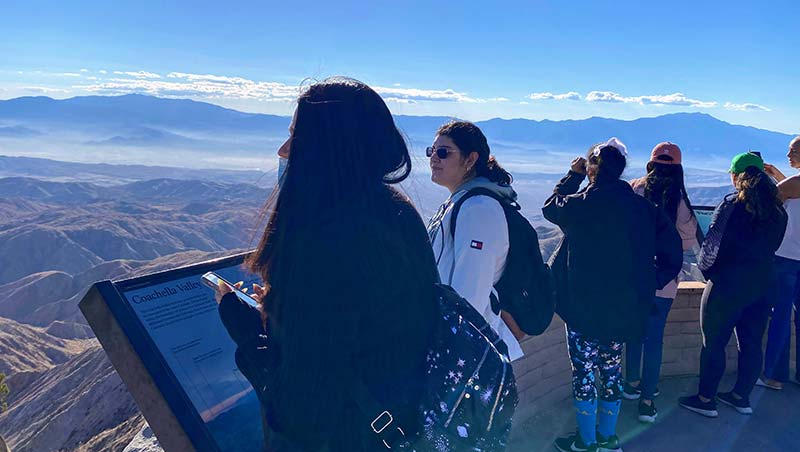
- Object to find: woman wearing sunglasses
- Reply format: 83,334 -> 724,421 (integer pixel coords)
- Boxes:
426,120 -> 524,361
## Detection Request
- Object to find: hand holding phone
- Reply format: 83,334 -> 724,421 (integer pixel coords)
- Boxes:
201,271 -> 260,307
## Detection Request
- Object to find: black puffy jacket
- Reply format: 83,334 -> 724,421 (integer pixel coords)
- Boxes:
542,171 -> 683,342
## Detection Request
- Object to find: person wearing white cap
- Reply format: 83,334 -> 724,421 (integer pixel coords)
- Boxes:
544,138 -> 682,452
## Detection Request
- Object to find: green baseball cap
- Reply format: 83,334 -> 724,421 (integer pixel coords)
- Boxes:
729,152 -> 765,174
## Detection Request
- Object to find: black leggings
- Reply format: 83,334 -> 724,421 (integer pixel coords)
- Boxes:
698,281 -> 770,399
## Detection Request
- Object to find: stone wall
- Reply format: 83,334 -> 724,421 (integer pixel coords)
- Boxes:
511,281 -> 797,421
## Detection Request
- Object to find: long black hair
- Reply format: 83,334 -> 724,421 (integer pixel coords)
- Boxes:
735,166 -> 784,224
244,77 -> 440,447
247,77 -> 434,307
644,162 -> 694,223
436,120 -> 513,185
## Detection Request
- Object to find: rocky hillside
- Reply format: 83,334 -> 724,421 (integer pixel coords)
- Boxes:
0,317 -> 92,376
0,168 -> 267,451
0,346 -> 144,452
0,177 -> 267,287
0,249 -> 230,451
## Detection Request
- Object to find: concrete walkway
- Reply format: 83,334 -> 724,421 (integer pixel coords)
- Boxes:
509,375 -> 800,451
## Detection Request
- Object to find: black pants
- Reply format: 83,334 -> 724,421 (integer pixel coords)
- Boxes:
698,280 -> 770,400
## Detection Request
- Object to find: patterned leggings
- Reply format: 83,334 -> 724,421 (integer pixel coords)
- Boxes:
567,327 -> 624,401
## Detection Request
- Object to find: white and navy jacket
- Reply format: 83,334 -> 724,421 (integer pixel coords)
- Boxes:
427,177 -> 524,361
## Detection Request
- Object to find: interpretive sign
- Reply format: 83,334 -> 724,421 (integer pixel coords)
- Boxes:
79,252 -> 263,452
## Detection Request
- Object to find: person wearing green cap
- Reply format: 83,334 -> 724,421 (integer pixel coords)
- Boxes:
729,151 -> 766,174
680,152 -> 787,418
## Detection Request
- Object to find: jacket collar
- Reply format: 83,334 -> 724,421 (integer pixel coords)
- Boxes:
450,176 -> 518,203
587,177 -> 634,193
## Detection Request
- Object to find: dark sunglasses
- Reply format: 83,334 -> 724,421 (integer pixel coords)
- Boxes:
426,146 -> 456,159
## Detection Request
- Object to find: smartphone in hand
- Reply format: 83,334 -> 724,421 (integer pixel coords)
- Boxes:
201,271 -> 259,307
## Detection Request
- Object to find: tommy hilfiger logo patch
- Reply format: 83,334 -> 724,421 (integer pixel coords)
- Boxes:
470,240 -> 484,250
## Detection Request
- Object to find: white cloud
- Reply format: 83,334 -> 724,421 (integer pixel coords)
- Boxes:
80,68 -> 89,73
58,72 -> 82,77
70,69 -> 511,105
113,70 -> 161,79
585,91 -> 632,103
585,91 -> 716,108
99,70 -> 108,74
527,91 -> 581,101
167,72 -> 244,83
79,72 -> 500,105
78,72 -> 300,101
373,86 -> 483,103
724,102 -> 771,112
519,101 -> 529,105
639,93 -> 717,108
384,97 -> 417,104
24,86 -> 70,94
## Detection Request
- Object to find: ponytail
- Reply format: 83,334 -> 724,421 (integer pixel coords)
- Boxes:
735,166 -> 783,224
480,155 -> 513,185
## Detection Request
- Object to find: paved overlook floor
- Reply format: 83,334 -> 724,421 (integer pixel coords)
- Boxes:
508,375 -> 800,452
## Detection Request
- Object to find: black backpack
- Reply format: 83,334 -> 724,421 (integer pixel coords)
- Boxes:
449,188 -> 555,336
354,284 -> 518,451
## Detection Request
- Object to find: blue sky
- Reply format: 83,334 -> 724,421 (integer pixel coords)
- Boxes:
1,0 -> 798,133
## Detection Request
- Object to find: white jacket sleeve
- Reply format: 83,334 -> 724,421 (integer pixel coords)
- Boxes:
448,196 -> 509,319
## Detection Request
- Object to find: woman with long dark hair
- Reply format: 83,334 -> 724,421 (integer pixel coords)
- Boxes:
623,142 -> 699,423
216,77 -> 440,451
426,120 -> 525,361
680,152 -> 787,418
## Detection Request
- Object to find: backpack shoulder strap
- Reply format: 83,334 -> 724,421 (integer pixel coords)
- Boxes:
449,187 -> 518,238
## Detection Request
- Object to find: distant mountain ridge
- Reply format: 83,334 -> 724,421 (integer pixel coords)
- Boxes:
0,155 -> 270,186
0,94 -> 287,134
0,94 -> 795,168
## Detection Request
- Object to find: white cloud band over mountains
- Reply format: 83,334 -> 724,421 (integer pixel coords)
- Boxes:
724,102 -> 772,112
526,90 -> 772,111
527,92 -> 582,101
13,68 -> 773,114
75,71 -> 500,104
584,91 -> 717,108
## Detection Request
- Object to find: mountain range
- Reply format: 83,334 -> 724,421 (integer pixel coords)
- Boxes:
0,94 -> 795,172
